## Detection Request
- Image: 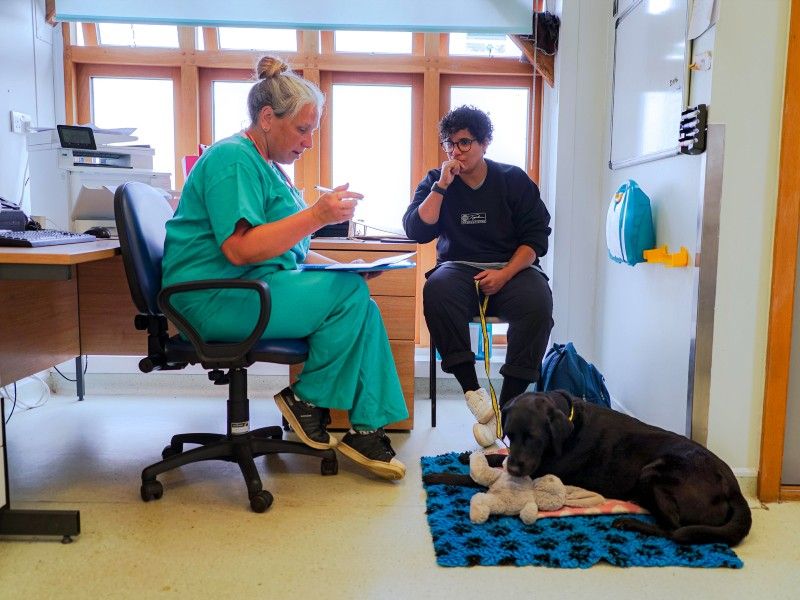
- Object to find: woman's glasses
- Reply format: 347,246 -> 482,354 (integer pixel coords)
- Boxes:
441,137 -> 477,153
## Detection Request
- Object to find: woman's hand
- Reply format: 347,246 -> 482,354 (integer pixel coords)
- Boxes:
438,159 -> 463,189
312,183 -> 363,226
474,269 -> 511,296
350,258 -> 383,280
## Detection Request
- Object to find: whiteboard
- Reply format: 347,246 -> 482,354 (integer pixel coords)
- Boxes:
614,0 -> 639,16
609,0 -> 689,169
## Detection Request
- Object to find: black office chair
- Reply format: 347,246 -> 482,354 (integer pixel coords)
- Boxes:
113,181 -> 337,513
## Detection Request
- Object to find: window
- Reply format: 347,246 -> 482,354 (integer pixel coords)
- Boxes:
212,80 -> 296,183
449,86 -> 530,169
212,81 -> 252,141
97,23 -> 179,47
449,33 -> 521,58
218,27 -> 298,51
90,77 -> 176,184
330,80 -> 415,236
334,31 -> 412,54
207,78 -> 296,184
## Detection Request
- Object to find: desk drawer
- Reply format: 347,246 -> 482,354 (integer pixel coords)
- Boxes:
77,256 -> 146,355
0,279 -> 80,384
312,250 -> 416,296
374,296 -> 415,340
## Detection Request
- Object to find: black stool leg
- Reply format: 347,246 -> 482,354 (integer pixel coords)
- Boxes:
430,343 -> 436,427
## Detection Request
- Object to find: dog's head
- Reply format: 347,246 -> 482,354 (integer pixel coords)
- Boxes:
502,391 -> 575,477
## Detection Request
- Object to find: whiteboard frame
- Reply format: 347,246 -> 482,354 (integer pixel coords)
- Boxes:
609,0 -> 689,170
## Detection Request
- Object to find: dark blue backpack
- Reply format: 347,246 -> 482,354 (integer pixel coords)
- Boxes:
534,342 -> 611,408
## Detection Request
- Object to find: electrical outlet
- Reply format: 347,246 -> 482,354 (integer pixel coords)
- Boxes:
10,110 -> 31,134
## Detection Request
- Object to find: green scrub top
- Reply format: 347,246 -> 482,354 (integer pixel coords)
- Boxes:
162,134 -> 309,338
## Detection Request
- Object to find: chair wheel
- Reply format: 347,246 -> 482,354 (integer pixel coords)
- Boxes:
141,480 -> 163,502
250,490 -> 273,513
162,444 -> 181,459
321,457 -> 338,476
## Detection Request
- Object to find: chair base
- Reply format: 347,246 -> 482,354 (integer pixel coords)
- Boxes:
140,427 -> 338,513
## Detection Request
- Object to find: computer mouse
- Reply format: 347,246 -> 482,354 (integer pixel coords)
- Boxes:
84,226 -> 111,239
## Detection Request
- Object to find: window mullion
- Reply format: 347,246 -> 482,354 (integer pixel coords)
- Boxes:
203,27 -> 219,51
177,27 -> 196,51
82,23 -> 98,46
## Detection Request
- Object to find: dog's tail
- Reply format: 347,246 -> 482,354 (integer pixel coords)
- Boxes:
668,493 -> 752,547
613,493 -> 752,546
614,493 -> 752,546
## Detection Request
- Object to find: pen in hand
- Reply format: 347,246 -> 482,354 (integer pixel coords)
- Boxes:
315,185 -> 364,201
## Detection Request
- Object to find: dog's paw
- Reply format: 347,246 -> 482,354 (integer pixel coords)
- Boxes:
611,517 -> 640,531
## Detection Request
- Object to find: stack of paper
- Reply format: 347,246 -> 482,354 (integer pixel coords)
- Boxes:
301,251 -> 415,272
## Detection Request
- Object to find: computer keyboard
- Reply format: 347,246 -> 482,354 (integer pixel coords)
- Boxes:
0,229 -> 97,247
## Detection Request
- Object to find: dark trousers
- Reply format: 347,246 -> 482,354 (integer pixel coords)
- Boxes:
424,262 -> 553,385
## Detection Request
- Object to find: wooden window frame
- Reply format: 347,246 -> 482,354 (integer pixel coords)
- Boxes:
318,72 -> 423,198
440,73 -> 539,183
197,67 -> 313,191
63,26 -> 541,346
74,63 -> 182,183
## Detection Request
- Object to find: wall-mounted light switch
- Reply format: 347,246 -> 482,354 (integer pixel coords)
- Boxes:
10,111 -> 31,134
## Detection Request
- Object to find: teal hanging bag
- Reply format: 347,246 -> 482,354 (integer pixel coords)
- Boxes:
605,180 -> 655,266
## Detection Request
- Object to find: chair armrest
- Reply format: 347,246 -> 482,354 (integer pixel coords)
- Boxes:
158,279 -> 270,366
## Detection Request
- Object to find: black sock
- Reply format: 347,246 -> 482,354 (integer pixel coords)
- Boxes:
450,363 -> 480,394
499,376 -> 530,406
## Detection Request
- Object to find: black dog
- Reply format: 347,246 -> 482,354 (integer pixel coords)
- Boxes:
424,390 -> 751,546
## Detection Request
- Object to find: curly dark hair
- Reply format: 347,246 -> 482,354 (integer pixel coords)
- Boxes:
438,105 -> 493,144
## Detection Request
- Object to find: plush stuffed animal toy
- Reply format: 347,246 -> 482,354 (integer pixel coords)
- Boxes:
468,452 -> 604,525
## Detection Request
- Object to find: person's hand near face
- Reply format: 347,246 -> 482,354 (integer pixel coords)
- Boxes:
312,183 -> 362,225
438,158 -> 463,189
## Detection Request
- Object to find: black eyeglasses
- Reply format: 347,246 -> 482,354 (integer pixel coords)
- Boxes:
441,137 -> 477,153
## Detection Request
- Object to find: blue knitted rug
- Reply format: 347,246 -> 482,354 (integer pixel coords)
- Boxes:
421,452 -> 743,569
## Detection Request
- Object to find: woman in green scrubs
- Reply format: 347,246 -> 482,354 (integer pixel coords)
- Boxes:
162,55 -> 407,480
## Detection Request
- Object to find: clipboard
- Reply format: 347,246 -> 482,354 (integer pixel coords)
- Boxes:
300,260 -> 415,273
300,251 -> 416,272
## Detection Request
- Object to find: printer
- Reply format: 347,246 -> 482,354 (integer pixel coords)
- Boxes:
27,125 -> 172,234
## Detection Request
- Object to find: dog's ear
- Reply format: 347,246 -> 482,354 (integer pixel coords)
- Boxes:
546,406 -> 572,456
551,389 -> 574,406
501,394 -> 520,432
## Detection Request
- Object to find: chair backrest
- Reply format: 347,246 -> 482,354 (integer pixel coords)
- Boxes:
114,182 -> 174,316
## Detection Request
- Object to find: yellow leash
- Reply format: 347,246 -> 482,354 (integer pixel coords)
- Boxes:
475,280 -> 504,440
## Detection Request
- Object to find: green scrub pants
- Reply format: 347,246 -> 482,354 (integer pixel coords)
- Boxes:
193,269 -> 408,431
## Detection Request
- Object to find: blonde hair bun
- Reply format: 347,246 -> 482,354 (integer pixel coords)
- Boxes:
256,55 -> 289,80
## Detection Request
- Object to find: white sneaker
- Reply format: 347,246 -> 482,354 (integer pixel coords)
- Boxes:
472,421 -> 499,448
465,388 -> 499,447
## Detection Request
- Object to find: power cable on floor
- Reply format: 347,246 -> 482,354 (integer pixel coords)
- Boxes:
53,356 -> 89,382
3,383 -> 17,424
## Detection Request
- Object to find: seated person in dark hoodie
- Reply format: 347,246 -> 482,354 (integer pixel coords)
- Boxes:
403,105 -> 553,448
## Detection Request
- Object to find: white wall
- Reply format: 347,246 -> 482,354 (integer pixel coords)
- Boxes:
0,0 -> 56,212
541,0 -> 608,356
704,1 -> 790,472
546,0 -> 790,473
